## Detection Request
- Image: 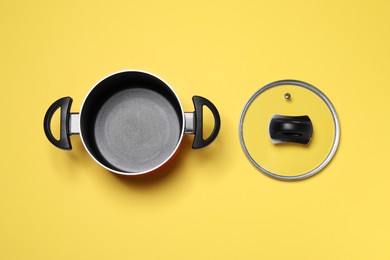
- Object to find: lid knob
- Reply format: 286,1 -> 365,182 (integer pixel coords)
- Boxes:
269,115 -> 313,145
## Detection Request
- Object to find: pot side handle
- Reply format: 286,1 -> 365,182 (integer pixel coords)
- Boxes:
43,97 -> 73,150
191,96 -> 221,149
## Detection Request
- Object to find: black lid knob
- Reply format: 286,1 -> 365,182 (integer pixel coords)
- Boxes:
269,115 -> 313,145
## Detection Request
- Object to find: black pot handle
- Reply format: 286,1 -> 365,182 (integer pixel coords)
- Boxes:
43,97 -> 73,150
192,96 -> 221,149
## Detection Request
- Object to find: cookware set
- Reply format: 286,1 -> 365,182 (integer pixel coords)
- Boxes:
44,71 -> 339,180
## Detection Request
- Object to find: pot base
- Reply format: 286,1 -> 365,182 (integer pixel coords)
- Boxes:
94,88 -> 181,173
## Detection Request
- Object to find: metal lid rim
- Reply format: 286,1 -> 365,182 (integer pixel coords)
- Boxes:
239,79 -> 341,181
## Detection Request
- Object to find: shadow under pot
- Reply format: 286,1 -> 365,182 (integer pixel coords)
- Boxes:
43,71 -> 221,175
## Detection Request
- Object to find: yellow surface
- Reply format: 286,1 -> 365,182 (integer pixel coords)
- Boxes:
242,85 -> 335,176
1,0 -> 390,259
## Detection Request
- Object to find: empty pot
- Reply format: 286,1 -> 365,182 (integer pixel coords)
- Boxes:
44,70 -> 221,175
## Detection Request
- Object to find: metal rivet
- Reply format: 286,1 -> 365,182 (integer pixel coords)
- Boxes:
284,93 -> 291,100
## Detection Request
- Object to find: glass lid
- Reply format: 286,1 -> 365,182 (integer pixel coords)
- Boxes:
239,80 -> 340,181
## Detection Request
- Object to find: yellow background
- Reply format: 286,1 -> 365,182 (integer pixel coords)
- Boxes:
1,0 -> 389,259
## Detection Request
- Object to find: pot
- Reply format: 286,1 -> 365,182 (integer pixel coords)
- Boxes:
43,70 -> 221,175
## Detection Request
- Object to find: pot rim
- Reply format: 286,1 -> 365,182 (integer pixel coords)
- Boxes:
78,70 -> 186,176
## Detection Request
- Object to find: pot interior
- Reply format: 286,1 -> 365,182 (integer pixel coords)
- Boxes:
80,71 -> 183,174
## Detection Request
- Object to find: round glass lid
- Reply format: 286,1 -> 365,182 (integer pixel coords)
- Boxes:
239,80 -> 340,181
